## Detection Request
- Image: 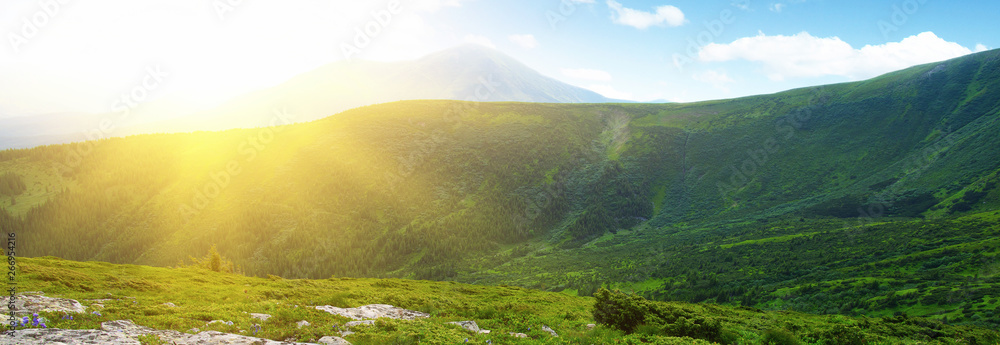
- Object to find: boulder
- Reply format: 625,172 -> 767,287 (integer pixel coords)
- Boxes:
102,319 -> 188,343
315,304 -> 429,320
1,293 -> 85,315
0,320 -> 327,344
342,320 -> 375,329
296,320 -> 311,328
447,320 -> 491,334
181,330 -> 321,344
0,328 -> 141,345
542,325 -> 559,337
206,319 -> 235,326
447,320 -> 480,333
251,313 -> 272,321
318,336 -> 352,345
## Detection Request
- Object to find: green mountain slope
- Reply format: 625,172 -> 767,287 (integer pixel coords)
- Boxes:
2,50 -> 999,329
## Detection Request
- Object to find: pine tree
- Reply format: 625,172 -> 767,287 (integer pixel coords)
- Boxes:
209,245 -> 222,272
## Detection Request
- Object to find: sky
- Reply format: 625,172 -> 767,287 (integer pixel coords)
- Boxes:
0,0 -> 996,117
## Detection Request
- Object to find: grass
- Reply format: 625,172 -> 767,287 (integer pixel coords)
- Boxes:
6,256 -> 999,344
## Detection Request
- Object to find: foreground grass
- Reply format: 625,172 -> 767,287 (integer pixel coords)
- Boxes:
5,257 -> 998,344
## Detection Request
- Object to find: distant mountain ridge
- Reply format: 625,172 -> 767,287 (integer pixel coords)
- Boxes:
173,44 -> 618,131
0,44 -> 617,148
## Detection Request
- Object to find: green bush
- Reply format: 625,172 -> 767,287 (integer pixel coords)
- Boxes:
762,328 -> 801,345
820,324 -> 867,345
592,288 -> 650,333
593,288 -> 725,342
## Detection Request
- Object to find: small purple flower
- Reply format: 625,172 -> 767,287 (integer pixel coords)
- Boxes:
40,323 -> 46,328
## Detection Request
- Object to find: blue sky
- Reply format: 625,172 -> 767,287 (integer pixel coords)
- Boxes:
0,0 -> 996,116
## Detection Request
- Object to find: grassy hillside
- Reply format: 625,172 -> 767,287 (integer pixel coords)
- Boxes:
7,257 -> 998,344
1,50 -> 999,332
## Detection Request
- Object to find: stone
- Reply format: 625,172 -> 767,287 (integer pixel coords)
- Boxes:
342,320 -> 375,329
296,320 -> 311,328
542,324 -> 559,337
0,328 -> 142,345
101,319 -> 189,343
447,320 -> 480,333
1,294 -> 86,316
509,332 -> 528,338
315,304 -> 429,320
206,319 -> 235,326
586,323 -> 596,330
162,302 -> 177,308
251,313 -> 272,321
181,330 -> 320,344
0,319 -> 328,344
318,336 -> 352,345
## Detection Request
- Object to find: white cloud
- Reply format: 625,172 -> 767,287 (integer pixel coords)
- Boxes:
587,84 -> 634,100
606,0 -> 686,29
561,68 -> 613,82
463,34 -> 496,49
769,3 -> 785,12
692,69 -> 735,92
570,0 -> 595,3
732,0 -> 750,10
508,34 -> 539,49
699,31 -> 975,80
975,43 -> 990,52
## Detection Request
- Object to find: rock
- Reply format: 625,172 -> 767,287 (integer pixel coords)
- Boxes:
337,320 -> 375,337
542,325 -> 559,337
315,304 -> 429,320
318,336 -> 352,345
1,294 -> 86,316
0,328 -> 142,345
296,320 -> 311,328
509,332 -> 528,338
586,323 -> 596,330
447,321 -> 492,334
447,320 -> 481,333
101,320 -> 189,343
188,328 -> 200,333
342,320 -> 375,329
206,319 -> 235,326
0,319 -> 330,345
162,302 -> 177,308
251,313 -> 272,321
182,330 -> 320,344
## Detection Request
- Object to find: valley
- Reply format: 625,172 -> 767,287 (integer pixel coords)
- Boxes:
2,44 -> 1000,344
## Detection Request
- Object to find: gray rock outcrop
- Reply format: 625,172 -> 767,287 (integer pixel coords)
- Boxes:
314,304 -> 429,320
318,336 -> 352,345
0,320 -> 328,345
